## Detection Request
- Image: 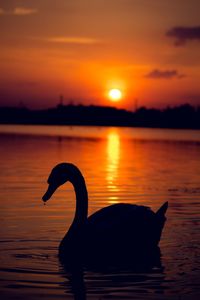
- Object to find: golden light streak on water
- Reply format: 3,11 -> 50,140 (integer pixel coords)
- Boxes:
106,130 -> 120,203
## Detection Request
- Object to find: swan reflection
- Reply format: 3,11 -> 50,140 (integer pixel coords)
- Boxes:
106,130 -> 120,203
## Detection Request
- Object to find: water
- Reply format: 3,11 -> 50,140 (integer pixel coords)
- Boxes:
0,125 -> 199,300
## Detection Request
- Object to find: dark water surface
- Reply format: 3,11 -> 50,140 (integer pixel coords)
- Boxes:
0,125 -> 199,299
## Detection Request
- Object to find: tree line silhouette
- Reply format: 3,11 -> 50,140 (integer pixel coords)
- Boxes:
0,103 -> 200,129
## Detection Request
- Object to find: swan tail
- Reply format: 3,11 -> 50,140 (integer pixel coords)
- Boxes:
156,201 -> 168,217
153,202 -> 168,245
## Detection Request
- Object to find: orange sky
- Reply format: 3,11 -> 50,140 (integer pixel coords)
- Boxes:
0,0 -> 200,109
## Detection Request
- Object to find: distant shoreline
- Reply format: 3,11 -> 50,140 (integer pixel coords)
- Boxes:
0,103 -> 200,129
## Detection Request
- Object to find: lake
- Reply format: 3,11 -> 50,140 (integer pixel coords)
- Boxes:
0,125 -> 199,300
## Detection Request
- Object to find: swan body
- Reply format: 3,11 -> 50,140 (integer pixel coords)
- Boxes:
42,163 -> 168,265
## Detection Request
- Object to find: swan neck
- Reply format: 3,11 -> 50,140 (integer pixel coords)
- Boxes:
72,174 -> 88,224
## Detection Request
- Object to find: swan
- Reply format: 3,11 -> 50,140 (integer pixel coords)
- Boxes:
42,163 -> 168,266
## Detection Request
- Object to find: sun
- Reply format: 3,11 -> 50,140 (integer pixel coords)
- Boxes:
108,89 -> 122,102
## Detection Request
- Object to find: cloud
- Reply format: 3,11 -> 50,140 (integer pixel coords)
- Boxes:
13,7 -> 38,16
166,26 -> 200,46
45,36 -> 99,45
0,7 -> 38,16
145,69 -> 186,79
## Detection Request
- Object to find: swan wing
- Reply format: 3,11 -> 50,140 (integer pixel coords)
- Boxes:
86,203 -> 155,239
84,203 -> 166,250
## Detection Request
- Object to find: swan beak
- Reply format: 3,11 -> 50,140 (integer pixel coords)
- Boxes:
42,184 -> 57,202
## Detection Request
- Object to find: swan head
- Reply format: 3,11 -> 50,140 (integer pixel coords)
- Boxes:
42,163 -> 77,202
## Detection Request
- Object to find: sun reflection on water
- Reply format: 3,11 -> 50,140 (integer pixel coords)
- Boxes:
106,130 -> 120,203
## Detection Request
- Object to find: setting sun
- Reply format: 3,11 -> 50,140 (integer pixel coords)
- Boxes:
108,89 -> 122,102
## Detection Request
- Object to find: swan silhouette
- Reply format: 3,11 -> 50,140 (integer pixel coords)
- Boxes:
42,163 -> 168,266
